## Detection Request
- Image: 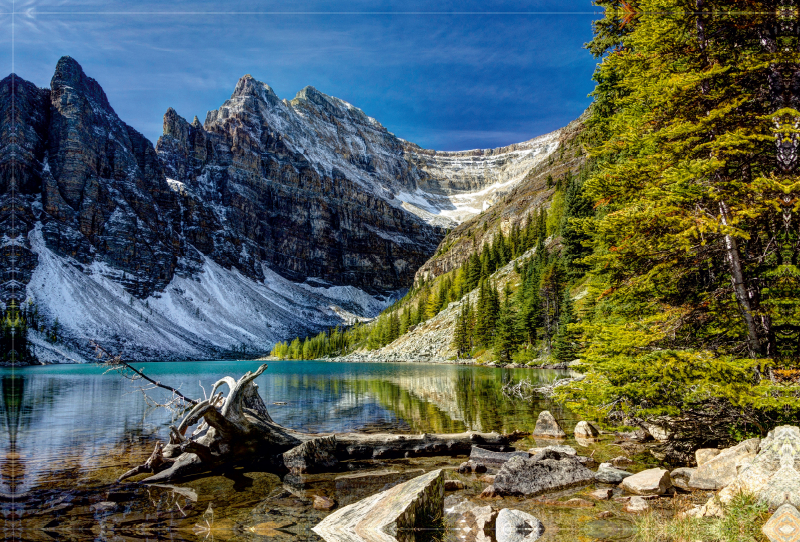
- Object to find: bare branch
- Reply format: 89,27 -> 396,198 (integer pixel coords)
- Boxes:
93,341 -> 198,406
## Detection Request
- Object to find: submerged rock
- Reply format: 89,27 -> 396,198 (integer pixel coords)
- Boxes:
313,495 -> 336,510
495,508 -> 545,542
494,451 -> 595,496
445,480 -> 465,491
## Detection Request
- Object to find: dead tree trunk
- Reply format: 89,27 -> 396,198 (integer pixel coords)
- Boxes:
119,364 -> 525,483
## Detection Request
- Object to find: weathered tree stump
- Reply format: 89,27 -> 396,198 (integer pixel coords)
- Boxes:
120,364 -> 526,483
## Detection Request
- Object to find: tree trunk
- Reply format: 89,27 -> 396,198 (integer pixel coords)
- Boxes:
719,200 -> 762,357
119,364 -> 526,483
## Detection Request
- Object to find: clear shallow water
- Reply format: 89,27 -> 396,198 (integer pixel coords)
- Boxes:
0,360 -> 580,540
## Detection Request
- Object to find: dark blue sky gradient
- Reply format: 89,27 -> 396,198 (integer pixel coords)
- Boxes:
1,0 -> 602,151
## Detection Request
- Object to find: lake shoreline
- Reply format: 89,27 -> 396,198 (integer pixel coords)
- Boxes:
267,352 -> 575,371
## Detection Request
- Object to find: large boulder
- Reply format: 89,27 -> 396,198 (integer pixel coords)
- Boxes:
494,450 -> 595,496
620,468 -> 672,496
695,448 -> 721,466
313,469 -> 445,541
532,411 -> 566,439
697,426 -> 800,516
495,509 -> 545,542
595,463 -> 633,484
688,438 -> 760,490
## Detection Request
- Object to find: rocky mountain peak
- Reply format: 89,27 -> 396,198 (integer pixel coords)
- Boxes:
51,56 -> 113,113
231,73 -> 279,104
163,107 -> 190,143
292,85 -> 385,131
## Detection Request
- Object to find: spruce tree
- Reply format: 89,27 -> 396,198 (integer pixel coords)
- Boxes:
494,288 -> 520,362
453,305 -> 471,358
552,292 -> 579,363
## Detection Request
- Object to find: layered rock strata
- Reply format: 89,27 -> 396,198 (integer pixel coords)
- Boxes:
2,57 -> 568,362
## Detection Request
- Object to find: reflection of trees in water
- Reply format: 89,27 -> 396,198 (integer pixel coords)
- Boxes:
453,369 -> 574,434
349,378 -> 465,434
341,367 -> 577,435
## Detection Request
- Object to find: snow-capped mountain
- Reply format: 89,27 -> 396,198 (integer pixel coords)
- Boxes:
1,57 -> 563,362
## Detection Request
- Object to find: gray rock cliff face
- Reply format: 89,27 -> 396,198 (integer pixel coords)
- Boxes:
2,57 -> 563,362
156,76 -> 442,293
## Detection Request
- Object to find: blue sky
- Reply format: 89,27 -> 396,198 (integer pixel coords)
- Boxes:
1,0 -> 601,151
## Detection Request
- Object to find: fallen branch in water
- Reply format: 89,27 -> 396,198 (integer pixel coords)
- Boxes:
101,347 -> 526,483
93,341 -> 198,408
502,375 -> 585,400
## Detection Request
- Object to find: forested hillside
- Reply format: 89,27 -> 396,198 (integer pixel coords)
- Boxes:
271,115 -> 590,362
274,0 -> 800,453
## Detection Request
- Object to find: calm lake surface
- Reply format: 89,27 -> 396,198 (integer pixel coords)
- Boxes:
1,361 -> 589,541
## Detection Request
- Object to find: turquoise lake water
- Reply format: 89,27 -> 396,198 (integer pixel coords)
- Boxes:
1,360 -> 571,498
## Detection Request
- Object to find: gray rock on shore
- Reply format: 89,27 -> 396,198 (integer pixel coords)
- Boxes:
697,426 -> 800,516
688,438 -> 760,490
595,463 -> 633,484
669,467 -> 696,491
620,468 -> 672,496
532,411 -> 566,439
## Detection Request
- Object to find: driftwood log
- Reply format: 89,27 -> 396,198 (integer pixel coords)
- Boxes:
119,364 -> 526,483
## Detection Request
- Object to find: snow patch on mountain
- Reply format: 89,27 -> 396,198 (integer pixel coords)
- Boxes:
204,77 -> 563,227
25,224 -> 393,361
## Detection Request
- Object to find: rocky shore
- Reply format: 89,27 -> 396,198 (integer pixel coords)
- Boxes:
311,417 -> 800,541
324,350 -> 573,370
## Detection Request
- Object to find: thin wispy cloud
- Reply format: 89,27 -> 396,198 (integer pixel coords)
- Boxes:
4,0 -> 600,150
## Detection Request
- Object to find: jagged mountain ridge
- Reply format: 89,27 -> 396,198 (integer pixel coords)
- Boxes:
2,56 -> 567,363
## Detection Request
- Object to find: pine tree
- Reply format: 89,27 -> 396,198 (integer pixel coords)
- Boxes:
467,252 -> 482,290
399,308 -> 411,335
552,292 -> 579,363
474,280 -> 491,346
453,304 -> 471,358
494,288 -> 520,362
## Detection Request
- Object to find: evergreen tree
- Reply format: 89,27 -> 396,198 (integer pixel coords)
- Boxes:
466,252 -> 481,290
474,280 -> 491,346
552,292 -> 579,363
453,304 -> 471,358
556,0 -> 800,432
399,309 -> 411,335
494,289 -> 520,362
